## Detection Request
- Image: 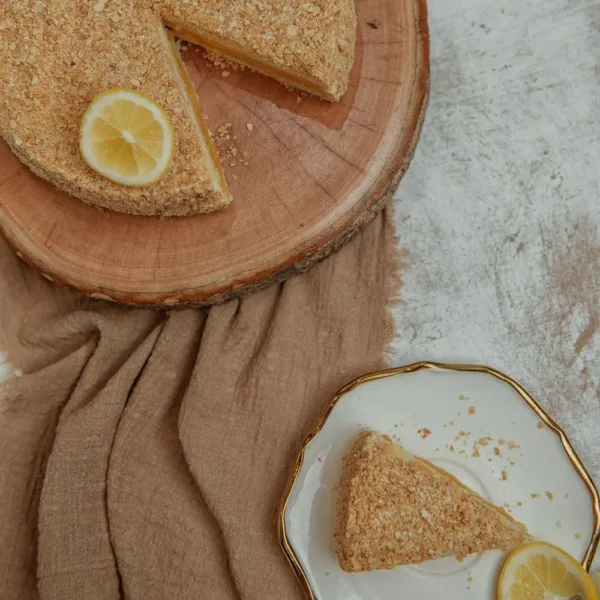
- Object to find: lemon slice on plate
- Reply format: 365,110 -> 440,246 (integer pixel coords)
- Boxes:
498,542 -> 598,600
592,572 -> 600,595
80,89 -> 174,186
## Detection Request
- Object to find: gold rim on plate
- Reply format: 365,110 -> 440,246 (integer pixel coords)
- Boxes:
277,361 -> 600,600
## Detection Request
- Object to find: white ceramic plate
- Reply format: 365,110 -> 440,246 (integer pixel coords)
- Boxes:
280,362 -> 600,600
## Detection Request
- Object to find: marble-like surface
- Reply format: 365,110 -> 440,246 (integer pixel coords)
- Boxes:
391,0 -> 599,566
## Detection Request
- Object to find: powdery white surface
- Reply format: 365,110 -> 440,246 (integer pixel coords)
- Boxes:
391,0 -> 600,566
0,352 -> 21,384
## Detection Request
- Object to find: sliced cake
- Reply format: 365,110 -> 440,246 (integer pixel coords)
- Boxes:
163,0 -> 357,102
0,1 -> 356,217
334,430 -> 530,573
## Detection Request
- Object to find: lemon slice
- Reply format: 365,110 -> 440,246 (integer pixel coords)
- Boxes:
592,572 -> 600,596
80,89 -> 175,186
498,542 -> 598,600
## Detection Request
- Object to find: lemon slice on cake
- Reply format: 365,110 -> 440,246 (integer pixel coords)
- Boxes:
80,89 -> 175,187
498,542 -> 598,600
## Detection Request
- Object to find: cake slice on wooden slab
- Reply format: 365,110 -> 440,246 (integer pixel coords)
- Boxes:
334,430 -> 530,573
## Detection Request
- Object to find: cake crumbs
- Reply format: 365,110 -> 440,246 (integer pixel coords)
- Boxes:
472,448 -> 480,458
215,123 -> 233,142
213,123 -> 248,170
531,493 -> 540,499
246,122 -> 254,131
501,470 -> 508,481
478,437 -> 493,446
545,491 -> 553,500
459,394 -> 469,401
516,501 -> 522,507
174,38 -> 189,53
417,428 -> 432,439
537,422 -> 545,429
575,533 -> 581,539
494,447 -> 502,457
468,406 -> 476,415
205,50 -> 247,72
499,439 -> 521,449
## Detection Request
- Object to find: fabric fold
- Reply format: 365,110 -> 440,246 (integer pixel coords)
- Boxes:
0,343 -> 94,600
0,207 -> 400,600
178,209 -> 399,598
37,310 -> 163,600
107,310 -> 239,600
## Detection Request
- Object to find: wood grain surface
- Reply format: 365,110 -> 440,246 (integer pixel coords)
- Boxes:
0,0 -> 429,306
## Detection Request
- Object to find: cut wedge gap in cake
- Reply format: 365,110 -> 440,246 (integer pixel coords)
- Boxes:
334,430 -> 531,573
160,27 -> 230,202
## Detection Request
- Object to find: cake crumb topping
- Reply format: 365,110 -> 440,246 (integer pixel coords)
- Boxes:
0,0 -> 356,215
334,430 -> 530,572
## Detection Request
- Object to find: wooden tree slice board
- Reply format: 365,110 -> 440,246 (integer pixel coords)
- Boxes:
0,0 -> 429,306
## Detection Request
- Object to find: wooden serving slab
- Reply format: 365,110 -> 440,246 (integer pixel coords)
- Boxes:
0,0 -> 429,306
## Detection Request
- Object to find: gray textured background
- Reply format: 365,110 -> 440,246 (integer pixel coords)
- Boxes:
391,0 -> 600,565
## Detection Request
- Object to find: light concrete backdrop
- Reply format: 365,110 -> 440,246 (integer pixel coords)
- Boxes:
390,0 -> 600,567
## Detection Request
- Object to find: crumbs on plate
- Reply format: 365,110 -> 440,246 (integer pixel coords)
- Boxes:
417,428 -> 432,439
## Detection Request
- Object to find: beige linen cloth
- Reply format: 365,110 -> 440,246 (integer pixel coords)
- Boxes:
0,207 -> 400,599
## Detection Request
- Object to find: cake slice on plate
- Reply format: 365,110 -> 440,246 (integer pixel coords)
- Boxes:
334,430 -> 530,573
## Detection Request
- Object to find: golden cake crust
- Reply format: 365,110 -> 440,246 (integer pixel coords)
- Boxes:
163,0 -> 357,101
334,430 -> 530,573
0,1 -> 356,216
